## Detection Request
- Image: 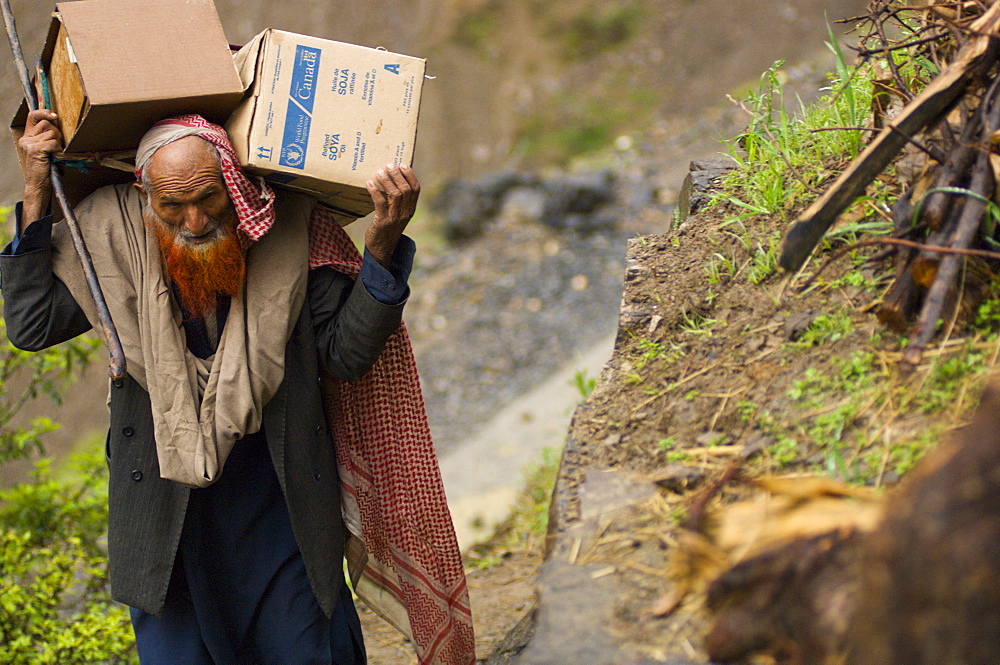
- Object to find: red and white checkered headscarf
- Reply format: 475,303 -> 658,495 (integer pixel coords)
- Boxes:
137,115 -> 474,665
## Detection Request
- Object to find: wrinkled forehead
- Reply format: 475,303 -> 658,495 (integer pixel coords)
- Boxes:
136,121 -> 211,176
146,138 -> 226,197
149,137 -> 218,173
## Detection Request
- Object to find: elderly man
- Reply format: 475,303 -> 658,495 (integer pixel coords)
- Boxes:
1,109 -> 423,664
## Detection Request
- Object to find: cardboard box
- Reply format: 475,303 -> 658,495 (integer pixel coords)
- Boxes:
225,29 -> 426,218
12,0 -> 244,154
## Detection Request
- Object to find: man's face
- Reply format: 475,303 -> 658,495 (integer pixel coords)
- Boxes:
137,136 -> 237,249
134,136 -> 244,316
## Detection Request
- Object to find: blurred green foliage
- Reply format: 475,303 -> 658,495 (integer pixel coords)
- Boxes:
0,206 -> 137,663
449,0 -> 650,165
541,3 -> 643,61
1,452 -> 137,664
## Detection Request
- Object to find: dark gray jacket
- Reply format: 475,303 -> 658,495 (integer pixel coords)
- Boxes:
0,223 -> 404,618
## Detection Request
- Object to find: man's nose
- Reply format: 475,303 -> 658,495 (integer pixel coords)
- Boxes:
183,208 -> 210,236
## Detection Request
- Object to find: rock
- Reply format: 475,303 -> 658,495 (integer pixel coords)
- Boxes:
783,310 -> 818,340
432,172 -> 536,243
579,469 -> 657,521
676,157 -> 737,226
520,470 -> 659,665
651,464 -> 707,492
739,434 -> 773,459
483,608 -> 536,665
696,430 -> 726,446
516,560 -> 619,665
432,169 -> 618,243
497,186 -> 547,226
538,171 -> 618,233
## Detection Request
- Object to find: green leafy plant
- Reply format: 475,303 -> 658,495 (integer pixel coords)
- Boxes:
0,207 -> 134,663
465,447 -> 560,569
746,231 -> 782,284
705,252 -> 736,285
538,2 -> 643,61
657,436 -> 677,452
716,42 -> 876,223
571,369 -> 597,398
791,308 -> 856,348
679,310 -> 716,335
1,451 -> 137,665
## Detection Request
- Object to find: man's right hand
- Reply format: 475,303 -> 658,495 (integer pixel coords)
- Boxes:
18,109 -> 63,230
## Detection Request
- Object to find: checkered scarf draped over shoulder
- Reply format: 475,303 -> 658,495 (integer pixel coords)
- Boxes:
135,115 -> 475,665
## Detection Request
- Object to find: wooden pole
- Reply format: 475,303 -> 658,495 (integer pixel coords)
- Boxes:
1,0 -> 126,382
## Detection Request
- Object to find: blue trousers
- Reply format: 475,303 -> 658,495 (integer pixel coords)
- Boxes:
130,430 -> 365,665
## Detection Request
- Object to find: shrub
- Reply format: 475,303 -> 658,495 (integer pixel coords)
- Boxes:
0,205 -> 137,663
1,452 -> 137,664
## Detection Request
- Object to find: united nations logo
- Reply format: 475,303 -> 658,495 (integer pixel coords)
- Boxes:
282,143 -> 305,167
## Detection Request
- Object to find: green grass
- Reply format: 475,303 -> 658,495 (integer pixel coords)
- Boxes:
705,252 -> 736,286
679,310 -> 716,335
571,370 -> 597,399
517,86 -> 658,164
773,335 -> 994,482
789,308 -> 856,347
610,21 -> 995,491
719,55 -> 875,222
465,448 -> 560,568
452,0 -> 502,57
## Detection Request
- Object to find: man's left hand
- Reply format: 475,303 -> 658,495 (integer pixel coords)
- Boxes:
365,163 -> 420,269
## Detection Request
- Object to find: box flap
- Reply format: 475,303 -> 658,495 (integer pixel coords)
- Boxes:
226,30 -> 269,165
49,19 -> 88,142
57,0 -> 242,105
233,29 -> 267,89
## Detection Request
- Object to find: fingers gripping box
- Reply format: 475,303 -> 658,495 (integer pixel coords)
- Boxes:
225,29 -> 426,219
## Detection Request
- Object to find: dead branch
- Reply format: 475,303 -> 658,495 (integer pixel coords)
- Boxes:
780,2 -> 1000,273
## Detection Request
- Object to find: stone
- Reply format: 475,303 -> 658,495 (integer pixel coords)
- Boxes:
651,464 -> 707,492
675,157 -> 737,226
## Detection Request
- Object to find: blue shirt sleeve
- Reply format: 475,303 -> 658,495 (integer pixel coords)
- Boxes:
360,235 -> 415,305
3,202 -> 54,256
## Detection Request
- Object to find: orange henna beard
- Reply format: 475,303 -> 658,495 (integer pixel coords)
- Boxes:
150,219 -> 246,318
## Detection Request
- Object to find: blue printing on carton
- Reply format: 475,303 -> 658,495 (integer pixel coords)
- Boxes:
280,45 -> 321,169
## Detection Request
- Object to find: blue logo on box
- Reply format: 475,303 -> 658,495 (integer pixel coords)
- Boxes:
280,45 -> 322,170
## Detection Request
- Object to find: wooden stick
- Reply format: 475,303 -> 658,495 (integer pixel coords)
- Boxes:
911,219 -> 960,286
878,183 -> 922,332
902,120 -> 998,369
779,2 -> 1000,273
1,0 -> 126,382
878,267 -> 922,333
922,105 -> 980,229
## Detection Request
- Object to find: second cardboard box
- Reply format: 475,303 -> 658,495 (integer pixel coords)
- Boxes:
226,29 -> 426,219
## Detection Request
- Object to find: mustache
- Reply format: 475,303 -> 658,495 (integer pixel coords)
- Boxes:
142,203 -> 235,250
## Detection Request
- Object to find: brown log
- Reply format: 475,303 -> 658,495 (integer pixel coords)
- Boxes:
779,3 -> 1000,273
911,183 -> 969,288
878,267 -> 923,333
879,183 -> 924,332
921,108 -> 981,229
910,255 -> 939,287
901,89 -> 1000,370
